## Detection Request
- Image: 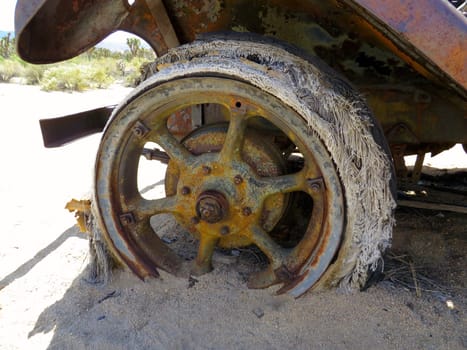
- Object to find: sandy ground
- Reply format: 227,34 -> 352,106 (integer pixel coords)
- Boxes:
0,83 -> 466,349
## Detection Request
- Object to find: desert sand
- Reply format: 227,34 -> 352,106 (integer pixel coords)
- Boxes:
0,83 -> 465,349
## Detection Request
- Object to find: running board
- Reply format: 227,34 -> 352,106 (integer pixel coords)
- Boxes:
39,106 -> 114,148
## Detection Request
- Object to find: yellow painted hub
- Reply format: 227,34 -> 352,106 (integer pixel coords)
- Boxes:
165,124 -> 288,248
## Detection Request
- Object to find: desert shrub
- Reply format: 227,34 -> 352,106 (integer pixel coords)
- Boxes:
22,64 -> 45,85
97,57 -> 121,78
39,61 -> 117,91
0,59 -> 24,82
40,65 -> 90,91
87,65 -> 114,88
0,40 -> 155,89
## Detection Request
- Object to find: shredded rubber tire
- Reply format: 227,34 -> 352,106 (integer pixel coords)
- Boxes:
90,34 -> 396,291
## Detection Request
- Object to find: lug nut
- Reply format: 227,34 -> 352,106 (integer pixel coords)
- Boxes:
220,226 -> 230,236
191,216 -> 200,224
132,120 -> 150,138
181,186 -> 191,195
234,175 -> 243,185
119,212 -> 135,226
242,207 -> 252,216
134,127 -> 144,136
202,166 -> 211,175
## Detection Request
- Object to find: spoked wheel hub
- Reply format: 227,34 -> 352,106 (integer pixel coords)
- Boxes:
164,123 -> 291,276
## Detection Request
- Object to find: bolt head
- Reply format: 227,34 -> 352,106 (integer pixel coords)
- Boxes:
181,186 -> 191,195
307,178 -> 322,192
200,203 -> 217,218
311,183 -> 320,192
202,166 -> 211,175
242,207 -> 252,216
198,200 -> 222,222
121,217 -> 129,225
220,226 -> 230,236
119,213 -> 135,226
132,121 -> 150,138
234,175 -> 243,185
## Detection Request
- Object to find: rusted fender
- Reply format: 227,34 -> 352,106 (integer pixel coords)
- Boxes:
16,0 -> 466,92
14,0 -> 176,63
14,0 -> 130,64
347,0 -> 467,91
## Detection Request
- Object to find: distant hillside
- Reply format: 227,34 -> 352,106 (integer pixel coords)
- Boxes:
96,40 -> 128,52
97,34 -> 151,52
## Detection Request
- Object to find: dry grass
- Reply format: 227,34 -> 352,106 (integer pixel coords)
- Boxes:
383,252 -> 465,298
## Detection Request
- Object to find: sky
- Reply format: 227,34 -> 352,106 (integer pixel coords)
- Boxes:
0,0 -> 15,31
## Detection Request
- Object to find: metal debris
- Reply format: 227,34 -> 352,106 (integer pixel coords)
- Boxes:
65,198 -> 91,233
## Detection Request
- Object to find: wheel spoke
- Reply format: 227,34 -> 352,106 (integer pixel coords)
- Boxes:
153,126 -> 193,165
132,196 -> 179,218
250,226 -> 286,267
191,234 -> 219,276
256,172 -> 306,198
218,113 -> 248,161
131,219 -> 183,275
286,180 -> 326,271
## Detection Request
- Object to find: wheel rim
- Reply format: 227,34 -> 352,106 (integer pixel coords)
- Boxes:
95,76 -> 345,295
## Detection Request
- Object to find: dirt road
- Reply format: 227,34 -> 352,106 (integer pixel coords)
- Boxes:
0,83 -> 465,349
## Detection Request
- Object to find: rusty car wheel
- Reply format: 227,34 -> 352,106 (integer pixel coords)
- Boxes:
93,37 -> 395,296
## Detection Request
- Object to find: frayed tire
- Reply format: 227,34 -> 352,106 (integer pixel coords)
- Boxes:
92,35 -> 396,296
